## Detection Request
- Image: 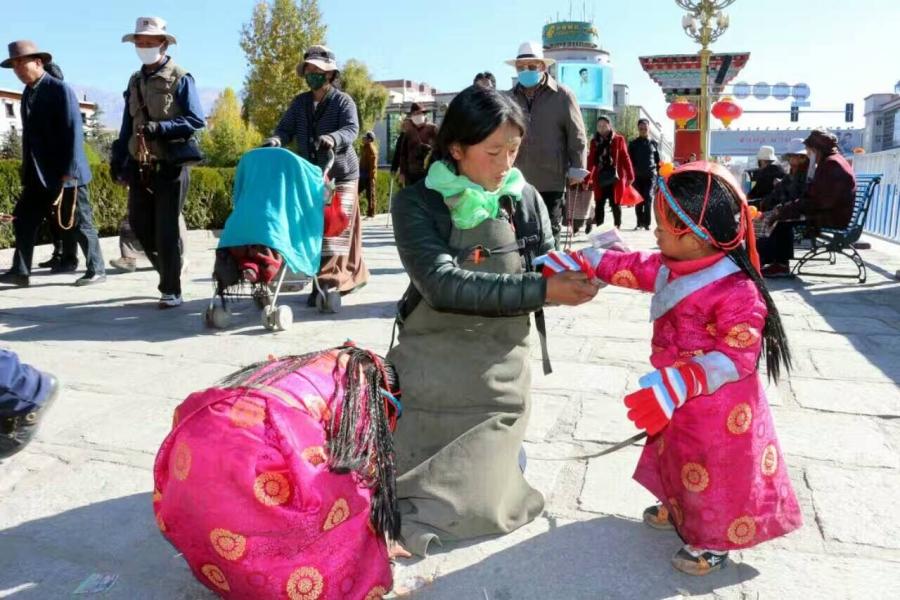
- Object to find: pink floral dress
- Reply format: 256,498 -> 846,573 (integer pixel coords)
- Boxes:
153,350 -> 392,599
591,249 -> 803,550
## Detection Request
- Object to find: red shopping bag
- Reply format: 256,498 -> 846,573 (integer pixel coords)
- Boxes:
323,190 -> 349,237
619,184 -> 644,207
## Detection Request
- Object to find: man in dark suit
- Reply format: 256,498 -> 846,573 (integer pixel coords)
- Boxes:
0,40 -> 105,287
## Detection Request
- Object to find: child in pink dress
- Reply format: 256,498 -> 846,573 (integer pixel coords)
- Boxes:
538,162 -> 802,575
153,344 -> 401,599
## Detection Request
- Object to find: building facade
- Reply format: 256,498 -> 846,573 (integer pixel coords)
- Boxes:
863,90 -> 900,153
1,87 -> 97,139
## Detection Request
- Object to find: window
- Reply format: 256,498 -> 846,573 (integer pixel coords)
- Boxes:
81,112 -> 87,124
4,103 -> 13,118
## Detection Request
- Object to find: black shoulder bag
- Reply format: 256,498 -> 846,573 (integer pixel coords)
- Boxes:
134,78 -> 203,167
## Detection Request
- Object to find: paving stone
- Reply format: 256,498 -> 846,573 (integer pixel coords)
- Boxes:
791,377 -> 900,417
578,446 -> 657,518
808,347 -> 900,382
525,393 -> 573,442
773,408 -> 899,468
805,464 -> 900,550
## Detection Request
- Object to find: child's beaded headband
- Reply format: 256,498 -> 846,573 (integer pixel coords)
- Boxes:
656,161 -> 761,272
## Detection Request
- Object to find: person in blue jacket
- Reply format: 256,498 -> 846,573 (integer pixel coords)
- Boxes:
0,40 -> 105,287
0,348 -> 59,459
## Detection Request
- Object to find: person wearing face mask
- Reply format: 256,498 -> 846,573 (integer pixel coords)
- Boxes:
392,103 -> 437,187
0,41 -> 104,288
757,129 -> 856,277
507,41 -> 588,248
114,17 -> 205,308
263,45 -> 369,306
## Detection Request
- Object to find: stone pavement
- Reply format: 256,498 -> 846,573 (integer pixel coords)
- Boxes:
1,213 -> 899,599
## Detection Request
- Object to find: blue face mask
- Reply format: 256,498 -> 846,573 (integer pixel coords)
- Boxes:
517,69 -> 542,88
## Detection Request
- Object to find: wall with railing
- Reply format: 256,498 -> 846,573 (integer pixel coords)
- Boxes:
853,149 -> 900,242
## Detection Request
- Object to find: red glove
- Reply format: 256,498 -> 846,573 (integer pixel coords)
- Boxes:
623,362 -> 708,435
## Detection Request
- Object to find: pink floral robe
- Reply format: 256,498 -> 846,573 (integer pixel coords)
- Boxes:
153,349 -> 392,599
591,249 -> 803,550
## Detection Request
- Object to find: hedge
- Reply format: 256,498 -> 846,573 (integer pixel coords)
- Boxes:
0,160 -> 396,249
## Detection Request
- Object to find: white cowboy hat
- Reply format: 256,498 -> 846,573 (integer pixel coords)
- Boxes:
783,138 -> 806,157
756,145 -> 777,162
505,41 -> 555,67
122,17 -> 177,45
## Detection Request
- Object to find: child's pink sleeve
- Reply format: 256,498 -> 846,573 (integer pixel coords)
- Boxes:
581,248 -> 663,293
691,278 -> 767,393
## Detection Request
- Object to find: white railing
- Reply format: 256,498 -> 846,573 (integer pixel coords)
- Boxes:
853,149 -> 900,242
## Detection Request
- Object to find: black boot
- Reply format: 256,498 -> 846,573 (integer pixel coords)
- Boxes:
0,375 -> 60,459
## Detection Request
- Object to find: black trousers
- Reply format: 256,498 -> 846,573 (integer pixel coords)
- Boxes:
758,222 -> 795,265
11,183 -> 104,276
634,174 -> 655,228
594,184 -> 621,228
539,190 -> 565,248
128,163 -> 189,295
358,176 -> 376,218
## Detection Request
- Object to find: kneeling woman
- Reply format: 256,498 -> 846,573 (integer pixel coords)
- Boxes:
153,345 -> 401,599
388,86 -> 599,556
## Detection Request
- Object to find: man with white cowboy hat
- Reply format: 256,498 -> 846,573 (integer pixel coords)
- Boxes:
112,16 -> 205,309
0,40 -> 105,288
747,144 -> 786,205
507,41 -> 587,248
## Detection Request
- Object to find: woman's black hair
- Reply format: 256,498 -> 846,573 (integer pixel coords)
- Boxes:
431,84 -> 526,168
666,171 -> 792,381
221,345 -> 401,540
473,71 -> 496,88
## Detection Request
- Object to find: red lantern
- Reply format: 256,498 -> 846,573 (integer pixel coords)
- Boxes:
667,98 -> 698,129
711,97 -> 743,128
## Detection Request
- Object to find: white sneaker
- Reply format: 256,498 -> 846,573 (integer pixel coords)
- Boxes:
158,294 -> 183,309
109,257 -> 137,272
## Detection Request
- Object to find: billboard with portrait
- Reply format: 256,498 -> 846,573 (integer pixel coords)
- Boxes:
557,63 -> 613,110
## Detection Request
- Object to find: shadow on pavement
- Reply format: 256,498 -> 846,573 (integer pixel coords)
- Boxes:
0,492 -> 213,600
402,516 -> 759,600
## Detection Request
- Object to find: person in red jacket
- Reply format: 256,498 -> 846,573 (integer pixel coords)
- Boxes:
587,116 -> 634,229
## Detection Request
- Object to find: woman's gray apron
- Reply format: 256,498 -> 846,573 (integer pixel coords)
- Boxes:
387,216 -> 545,556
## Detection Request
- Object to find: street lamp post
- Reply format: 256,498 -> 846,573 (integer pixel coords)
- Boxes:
677,0 -> 735,160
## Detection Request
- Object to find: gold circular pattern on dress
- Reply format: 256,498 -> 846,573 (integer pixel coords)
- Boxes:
155,512 -> 166,532
152,489 -> 162,503
229,398 -> 266,428
323,498 -> 351,531
668,497 -> 684,527
724,323 -> 759,349
726,403 -> 753,435
657,436 -> 666,456
304,395 -> 333,422
171,407 -> 180,428
761,443 -> 778,476
286,566 -> 324,600
727,516 -> 756,545
201,564 -> 230,592
210,528 -> 247,561
706,322 -> 717,337
173,441 -> 191,481
681,462 -> 710,492
301,446 -> 328,467
611,269 -> 639,289
254,472 -> 291,506
365,586 -> 389,600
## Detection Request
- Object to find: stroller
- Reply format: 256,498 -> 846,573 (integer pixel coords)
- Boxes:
204,147 -> 338,331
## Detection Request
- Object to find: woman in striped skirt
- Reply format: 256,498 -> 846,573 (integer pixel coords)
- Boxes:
263,45 -> 370,303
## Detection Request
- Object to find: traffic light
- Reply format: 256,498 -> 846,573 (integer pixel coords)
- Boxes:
845,103 -> 854,122
790,105 -> 799,122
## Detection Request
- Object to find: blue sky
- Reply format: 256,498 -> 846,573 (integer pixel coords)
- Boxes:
2,0 -> 898,132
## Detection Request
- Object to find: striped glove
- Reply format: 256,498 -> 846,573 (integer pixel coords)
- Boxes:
533,250 -> 597,279
624,363 -> 708,435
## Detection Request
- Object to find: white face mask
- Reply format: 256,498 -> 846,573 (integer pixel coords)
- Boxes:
411,114 -> 426,126
136,46 -> 164,66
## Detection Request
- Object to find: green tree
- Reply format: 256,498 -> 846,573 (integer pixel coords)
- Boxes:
200,88 -> 263,167
240,0 -> 326,137
0,128 -> 22,160
339,59 -> 389,151
615,106 -> 640,143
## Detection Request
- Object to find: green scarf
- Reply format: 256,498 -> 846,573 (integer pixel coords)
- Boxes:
425,161 -> 525,229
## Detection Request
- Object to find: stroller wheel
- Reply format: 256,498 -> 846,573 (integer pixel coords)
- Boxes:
274,305 -> 293,331
205,306 -> 231,329
253,288 -> 272,309
261,305 -> 276,331
317,289 -> 342,314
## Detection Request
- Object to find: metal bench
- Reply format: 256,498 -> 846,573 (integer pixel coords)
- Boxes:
791,174 -> 882,284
